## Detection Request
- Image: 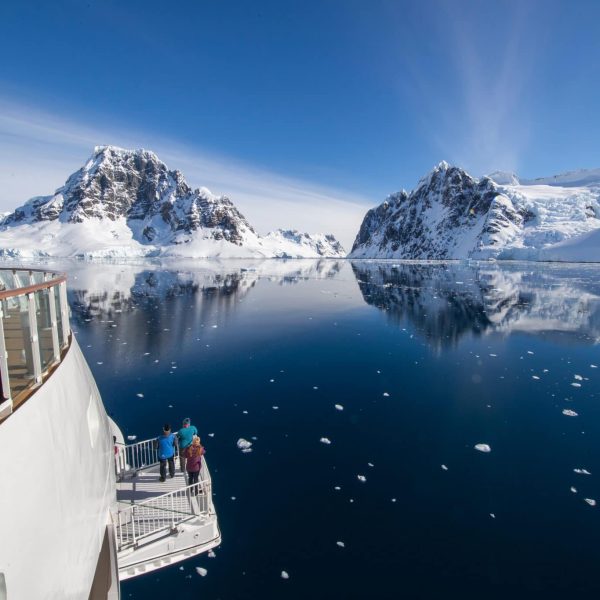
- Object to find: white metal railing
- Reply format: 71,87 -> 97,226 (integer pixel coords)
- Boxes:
115,478 -> 212,551
115,437 -> 162,479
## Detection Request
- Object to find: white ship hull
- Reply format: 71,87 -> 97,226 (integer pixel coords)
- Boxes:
0,337 -> 118,599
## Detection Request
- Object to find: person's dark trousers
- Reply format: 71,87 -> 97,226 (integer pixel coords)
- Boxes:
160,457 -> 175,480
188,470 -> 199,494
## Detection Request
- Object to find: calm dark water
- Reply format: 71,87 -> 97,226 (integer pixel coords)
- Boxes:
59,259 -> 600,597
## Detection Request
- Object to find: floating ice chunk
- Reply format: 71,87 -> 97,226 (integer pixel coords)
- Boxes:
532,376 -> 540,380
489,354 -> 497,357
334,486 -> 341,491
272,406 -> 279,410
334,404 -> 344,411
571,487 -> 578,493
490,513 -> 496,519
313,386 -> 319,390
320,437 -> 332,445
336,541 -> 345,548
383,392 -> 390,397
591,364 -> 598,369
441,464 -> 448,471
574,468 -> 591,475
241,448 -> 253,454
368,462 -> 374,467
391,498 -> 397,503
527,351 -> 534,355
143,352 -> 150,356
571,383 -> 582,388
281,571 -> 290,580
211,325 -> 218,328
195,567 -> 207,577
237,438 -> 252,450
136,393 -> 144,398
562,409 -> 578,417
96,362 -> 103,365
179,566 -> 184,570
231,496 -> 236,500
242,410 -> 248,414
574,374 -> 583,381
208,550 -> 216,558
127,435 -> 137,441
357,475 -> 367,482
208,433 -> 215,437
474,443 -> 491,453
269,379 -> 275,383
584,498 -> 596,506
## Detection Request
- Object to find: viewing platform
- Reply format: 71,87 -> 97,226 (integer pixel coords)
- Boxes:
113,437 -> 221,580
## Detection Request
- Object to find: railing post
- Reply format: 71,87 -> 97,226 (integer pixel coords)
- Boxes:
27,292 -> 42,384
59,281 -> 69,347
0,302 -> 12,416
48,286 -> 60,363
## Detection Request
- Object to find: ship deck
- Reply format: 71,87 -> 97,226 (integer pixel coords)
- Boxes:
116,460 -> 189,505
113,451 -> 220,580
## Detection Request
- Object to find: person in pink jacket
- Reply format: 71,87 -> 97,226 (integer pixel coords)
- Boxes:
185,435 -> 205,495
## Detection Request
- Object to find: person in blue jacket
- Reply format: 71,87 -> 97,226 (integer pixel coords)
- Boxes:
156,423 -> 176,482
177,417 -> 198,473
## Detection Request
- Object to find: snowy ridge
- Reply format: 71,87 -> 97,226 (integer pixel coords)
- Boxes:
0,146 -> 345,259
350,162 -> 600,262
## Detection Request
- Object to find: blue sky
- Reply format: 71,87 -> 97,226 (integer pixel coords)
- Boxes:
1,0 -> 599,246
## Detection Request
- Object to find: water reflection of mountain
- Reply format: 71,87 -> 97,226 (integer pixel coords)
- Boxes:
352,261 -> 600,348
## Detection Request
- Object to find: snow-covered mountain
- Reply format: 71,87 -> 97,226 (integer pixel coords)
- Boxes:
0,146 -> 345,259
349,162 -> 600,262
261,229 -> 345,258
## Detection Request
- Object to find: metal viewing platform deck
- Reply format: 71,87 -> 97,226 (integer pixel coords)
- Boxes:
114,438 -> 221,580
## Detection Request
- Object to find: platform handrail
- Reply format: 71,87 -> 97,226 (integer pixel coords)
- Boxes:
115,437 -> 163,479
115,478 -> 213,551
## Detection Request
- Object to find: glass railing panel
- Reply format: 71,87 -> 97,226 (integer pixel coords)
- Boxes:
36,288 -> 55,371
4,293 -> 36,399
53,286 -> 64,348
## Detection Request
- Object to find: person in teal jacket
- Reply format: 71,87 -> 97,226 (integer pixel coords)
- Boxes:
156,424 -> 176,482
177,417 -> 198,473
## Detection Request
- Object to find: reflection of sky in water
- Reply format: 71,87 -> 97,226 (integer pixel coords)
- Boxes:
34,259 -> 600,596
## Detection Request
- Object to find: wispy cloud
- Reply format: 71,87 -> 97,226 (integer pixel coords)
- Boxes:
0,97 -> 370,249
394,0 -> 543,176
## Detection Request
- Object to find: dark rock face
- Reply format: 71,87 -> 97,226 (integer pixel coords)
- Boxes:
350,162 -> 524,259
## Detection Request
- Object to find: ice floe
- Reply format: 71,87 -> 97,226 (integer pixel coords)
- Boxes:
136,393 -> 144,398
584,498 -> 596,506
281,571 -> 290,580
574,468 -> 591,475
441,464 -> 448,471
127,435 -> 137,441
336,541 -> 345,548
570,487 -> 578,493
237,438 -> 252,452
571,383 -> 582,388
195,567 -> 207,577
357,475 -> 367,482
383,392 -> 390,397
562,409 -> 578,417
320,437 -> 332,445
474,443 -> 491,453
208,550 -> 216,558
334,404 -> 344,411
